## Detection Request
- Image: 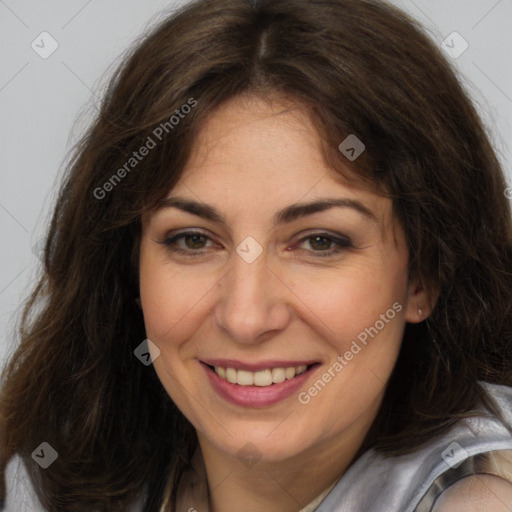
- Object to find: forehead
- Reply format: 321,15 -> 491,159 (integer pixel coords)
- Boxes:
183,95 -> 326,184
152,95 -> 401,244
180,97 -> 356,192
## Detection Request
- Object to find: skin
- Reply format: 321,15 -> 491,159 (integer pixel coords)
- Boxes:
432,475 -> 512,512
139,94 -> 432,512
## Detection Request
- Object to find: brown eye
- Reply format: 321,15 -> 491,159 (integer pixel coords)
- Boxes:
183,233 -> 208,249
308,235 -> 334,251
159,230 -> 216,257
295,232 -> 353,257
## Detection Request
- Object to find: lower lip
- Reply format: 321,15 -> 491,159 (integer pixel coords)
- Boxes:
202,363 -> 318,407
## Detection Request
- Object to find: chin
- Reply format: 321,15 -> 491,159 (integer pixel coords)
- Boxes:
207,424 -> 316,464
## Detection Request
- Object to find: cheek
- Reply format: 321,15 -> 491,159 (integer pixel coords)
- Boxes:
139,244 -> 184,344
138,247 -> 221,350
282,258 -> 408,345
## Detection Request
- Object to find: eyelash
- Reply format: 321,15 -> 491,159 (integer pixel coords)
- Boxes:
159,230 -> 353,258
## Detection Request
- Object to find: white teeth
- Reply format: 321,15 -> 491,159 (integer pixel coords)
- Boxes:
253,369 -> 272,386
285,367 -> 296,379
237,370 -> 254,386
225,367 -> 237,384
213,364 -> 309,387
271,367 -> 286,383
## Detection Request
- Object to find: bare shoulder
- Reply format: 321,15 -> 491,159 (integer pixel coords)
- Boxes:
431,474 -> 512,512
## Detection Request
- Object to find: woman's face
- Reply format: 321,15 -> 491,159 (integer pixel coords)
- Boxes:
139,95 -> 426,463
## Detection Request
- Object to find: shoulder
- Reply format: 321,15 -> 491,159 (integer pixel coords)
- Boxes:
3,454 -> 147,512
432,474 -> 512,512
2,454 -> 45,511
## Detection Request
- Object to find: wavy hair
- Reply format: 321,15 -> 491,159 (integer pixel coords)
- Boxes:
1,0 -> 512,510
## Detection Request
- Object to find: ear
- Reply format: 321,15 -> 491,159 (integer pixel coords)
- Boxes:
404,276 -> 438,324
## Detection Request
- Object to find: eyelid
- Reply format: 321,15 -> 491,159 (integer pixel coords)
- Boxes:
291,231 -> 353,256
158,228 -> 218,250
292,228 -> 352,243
158,228 -> 354,259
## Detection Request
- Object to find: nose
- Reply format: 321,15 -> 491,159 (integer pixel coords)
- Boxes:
214,247 -> 292,345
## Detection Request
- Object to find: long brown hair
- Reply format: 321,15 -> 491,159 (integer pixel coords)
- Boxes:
1,0 -> 511,510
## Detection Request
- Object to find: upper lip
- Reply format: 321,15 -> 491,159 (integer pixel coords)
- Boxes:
201,359 -> 319,372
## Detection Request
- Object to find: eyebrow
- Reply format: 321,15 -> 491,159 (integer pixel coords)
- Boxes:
154,196 -> 378,226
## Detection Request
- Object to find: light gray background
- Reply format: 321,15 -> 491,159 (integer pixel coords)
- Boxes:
1,0 -> 511,369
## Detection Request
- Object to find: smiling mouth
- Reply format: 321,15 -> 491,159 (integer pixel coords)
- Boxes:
205,363 -> 317,387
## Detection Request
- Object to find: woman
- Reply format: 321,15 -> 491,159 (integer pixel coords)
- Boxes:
1,0 -> 512,510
